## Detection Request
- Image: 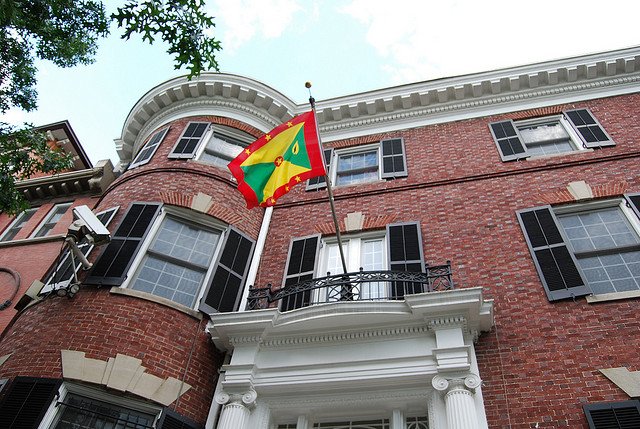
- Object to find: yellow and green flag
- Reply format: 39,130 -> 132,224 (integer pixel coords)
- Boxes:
228,111 -> 326,208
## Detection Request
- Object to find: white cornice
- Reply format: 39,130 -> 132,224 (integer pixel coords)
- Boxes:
118,47 -> 640,161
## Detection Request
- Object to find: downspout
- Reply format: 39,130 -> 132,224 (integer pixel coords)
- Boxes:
239,206 -> 273,310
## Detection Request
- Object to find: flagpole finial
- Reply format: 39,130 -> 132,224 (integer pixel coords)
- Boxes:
305,82 -> 316,108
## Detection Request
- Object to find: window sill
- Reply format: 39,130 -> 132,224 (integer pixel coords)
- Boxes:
109,287 -> 203,320
586,290 -> 640,303
0,234 -> 65,248
525,148 -> 593,162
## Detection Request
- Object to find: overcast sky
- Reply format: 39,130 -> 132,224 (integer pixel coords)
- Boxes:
5,0 -> 640,165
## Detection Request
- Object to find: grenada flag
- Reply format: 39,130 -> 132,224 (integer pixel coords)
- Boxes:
228,111 -> 326,208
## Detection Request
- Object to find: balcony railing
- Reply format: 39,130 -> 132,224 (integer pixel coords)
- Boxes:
246,262 -> 453,311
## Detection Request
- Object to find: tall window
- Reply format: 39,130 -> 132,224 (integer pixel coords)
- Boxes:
32,203 -> 72,238
129,216 -> 222,308
321,236 -> 387,300
0,208 -> 37,241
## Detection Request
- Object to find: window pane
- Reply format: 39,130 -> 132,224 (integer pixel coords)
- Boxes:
336,149 -> 379,186
559,208 -> 639,252
33,203 -> 71,238
131,217 -> 220,307
578,251 -> 640,294
518,120 -> 575,156
360,239 -> 386,299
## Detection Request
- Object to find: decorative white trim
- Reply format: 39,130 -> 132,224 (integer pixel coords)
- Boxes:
118,48 -> 640,164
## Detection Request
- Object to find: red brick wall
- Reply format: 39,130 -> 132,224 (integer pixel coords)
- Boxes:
0,288 -> 221,424
0,195 -> 99,333
255,93 -> 640,428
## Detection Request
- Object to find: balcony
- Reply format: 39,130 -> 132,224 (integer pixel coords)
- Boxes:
246,262 -> 454,311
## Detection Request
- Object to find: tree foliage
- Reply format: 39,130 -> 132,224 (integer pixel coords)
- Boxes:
0,123 -> 73,214
0,0 -> 221,214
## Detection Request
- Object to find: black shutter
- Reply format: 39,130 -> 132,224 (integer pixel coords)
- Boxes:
168,122 -> 209,159
489,120 -> 527,161
584,401 -> 640,429
624,192 -> 640,220
129,127 -> 170,169
0,377 -> 61,429
157,408 -> 203,429
564,109 -> 615,148
306,148 -> 333,190
85,203 -> 161,286
516,206 -> 590,301
381,138 -> 408,178
199,227 -> 255,314
281,235 -> 320,311
387,222 -> 425,299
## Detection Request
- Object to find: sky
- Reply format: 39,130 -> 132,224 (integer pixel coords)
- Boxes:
5,0 -> 640,166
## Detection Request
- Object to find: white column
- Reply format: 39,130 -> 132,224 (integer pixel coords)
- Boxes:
214,389 -> 257,429
432,374 -> 481,429
296,415 -> 310,429
391,409 -> 405,429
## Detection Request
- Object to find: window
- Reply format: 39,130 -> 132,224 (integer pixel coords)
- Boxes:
517,193 -> 640,301
32,203 -> 72,238
50,392 -> 157,429
320,234 -> 387,300
86,203 -> 255,313
0,207 -> 37,241
281,222 -> 424,310
196,128 -> 251,167
490,108 -> 614,161
584,400 -> 640,429
168,122 -> 253,165
129,215 -> 223,308
307,139 -> 407,190
129,127 -> 170,169
42,207 -> 118,294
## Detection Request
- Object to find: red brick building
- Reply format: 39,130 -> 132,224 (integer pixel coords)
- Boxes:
1,47 -> 640,429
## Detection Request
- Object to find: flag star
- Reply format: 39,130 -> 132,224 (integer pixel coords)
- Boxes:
244,148 -> 251,155
265,134 -> 271,141
270,198 -> 276,204
285,186 -> 290,191
295,176 -> 301,182
287,122 -> 293,127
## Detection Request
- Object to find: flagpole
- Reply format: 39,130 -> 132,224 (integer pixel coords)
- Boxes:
306,82 -> 348,275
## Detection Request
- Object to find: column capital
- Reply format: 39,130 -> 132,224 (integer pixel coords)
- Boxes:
432,373 -> 481,393
215,388 -> 258,408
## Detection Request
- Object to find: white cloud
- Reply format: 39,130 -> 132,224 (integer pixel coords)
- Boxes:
211,0 -> 304,52
341,0 -> 640,84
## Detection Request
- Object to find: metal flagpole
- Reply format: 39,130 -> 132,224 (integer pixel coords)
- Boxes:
306,82 -> 348,275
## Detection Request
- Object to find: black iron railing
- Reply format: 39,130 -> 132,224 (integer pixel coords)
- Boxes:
246,262 -> 453,311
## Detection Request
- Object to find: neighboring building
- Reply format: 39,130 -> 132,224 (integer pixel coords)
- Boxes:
0,120 -> 115,332
0,47 -> 640,429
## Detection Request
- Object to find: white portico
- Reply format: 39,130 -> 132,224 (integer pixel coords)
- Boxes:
207,287 -> 493,429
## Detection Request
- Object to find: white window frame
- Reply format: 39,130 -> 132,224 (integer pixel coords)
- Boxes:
554,198 -> 640,297
42,207 -> 119,294
120,205 -> 227,310
31,203 -> 72,238
194,124 -> 252,166
0,207 -> 38,241
331,143 -> 382,187
37,382 -> 161,429
516,115 -> 589,159
316,231 -> 388,302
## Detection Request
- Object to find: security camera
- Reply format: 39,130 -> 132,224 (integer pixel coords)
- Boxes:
68,205 -> 111,245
